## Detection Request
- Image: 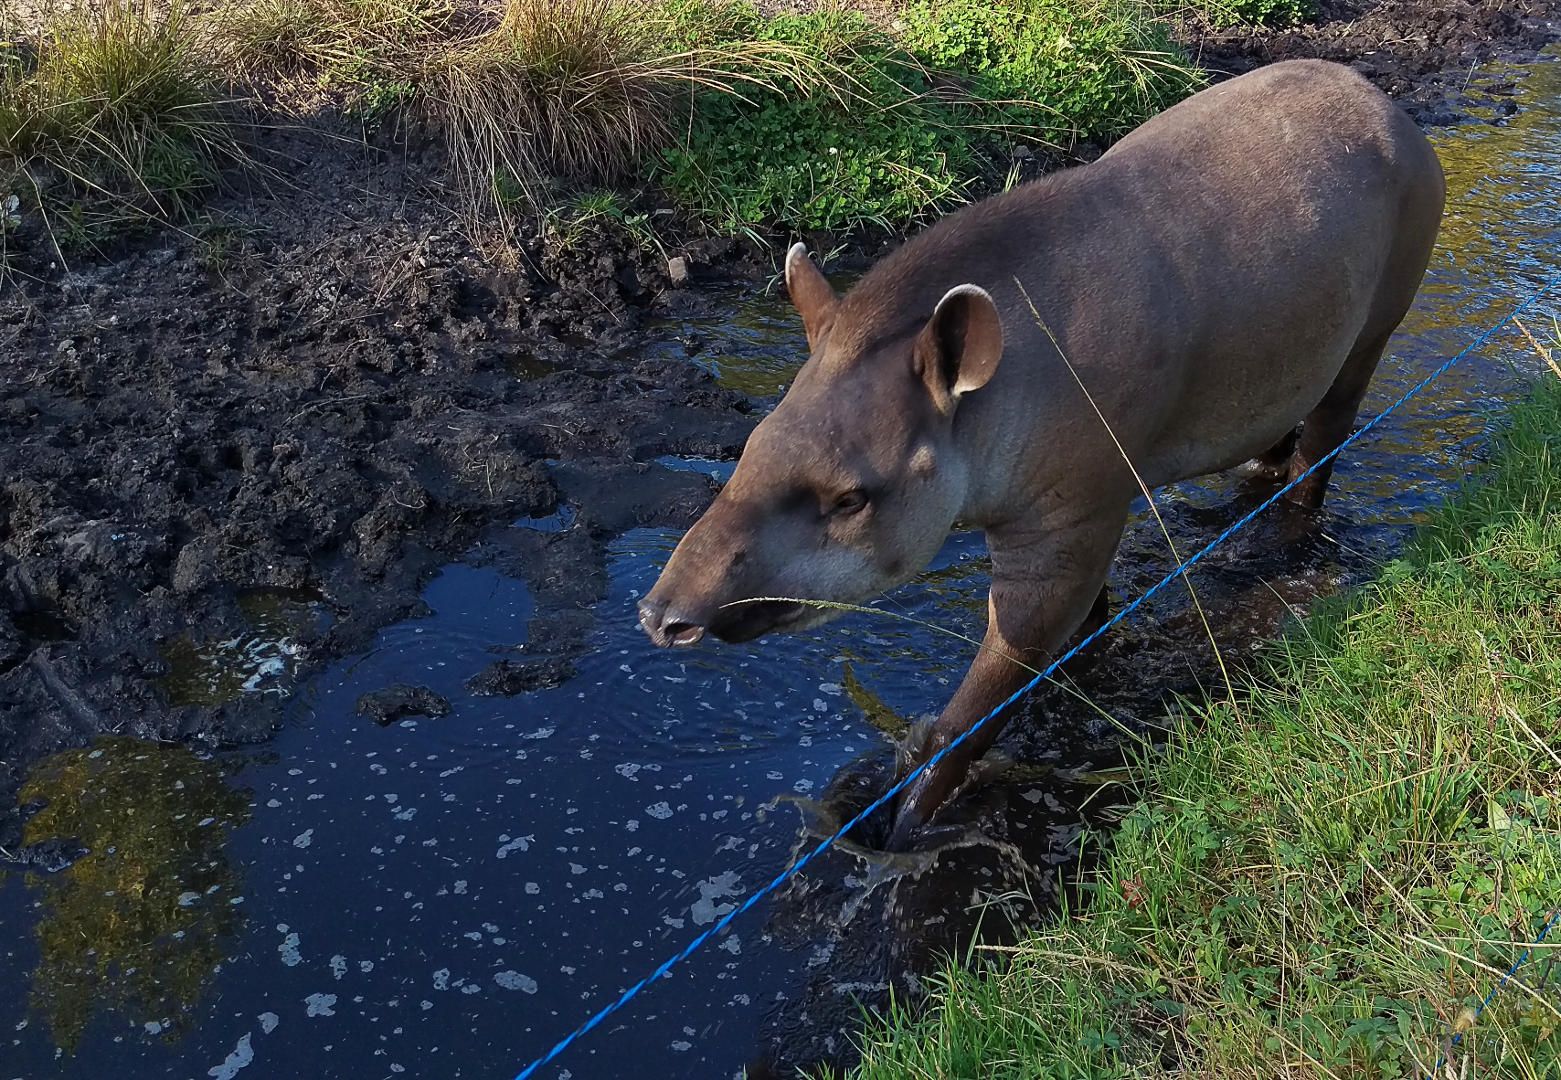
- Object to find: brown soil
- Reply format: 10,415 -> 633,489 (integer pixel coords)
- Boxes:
1186,0 -> 1561,122
1,0 -> 1557,852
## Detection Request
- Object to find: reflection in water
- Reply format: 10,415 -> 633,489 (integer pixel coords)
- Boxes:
20,739 -> 251,1051
159,588 -> 326,706
643,285 -> 803,398
1428,62 -> 1561,302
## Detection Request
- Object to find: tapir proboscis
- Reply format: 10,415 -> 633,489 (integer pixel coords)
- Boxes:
638,59 -> 1446,849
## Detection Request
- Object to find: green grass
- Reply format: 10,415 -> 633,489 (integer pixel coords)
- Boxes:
0,0 -> 241,245
846,375 -> 1561,1079
652,0 -> 1200,233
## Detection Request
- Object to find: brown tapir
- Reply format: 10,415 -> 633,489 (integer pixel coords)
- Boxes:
638,59 -> 1445,848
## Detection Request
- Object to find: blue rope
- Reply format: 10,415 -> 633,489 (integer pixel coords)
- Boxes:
513,268 -> 1561,1080
1422,907 -> 1561,1079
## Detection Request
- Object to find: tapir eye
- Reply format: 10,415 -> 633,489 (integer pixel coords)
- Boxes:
831,489 -> 869,516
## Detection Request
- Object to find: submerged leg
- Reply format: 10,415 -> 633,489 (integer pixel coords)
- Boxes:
886,506 -> 1128,850
1285,329 -> 1393,508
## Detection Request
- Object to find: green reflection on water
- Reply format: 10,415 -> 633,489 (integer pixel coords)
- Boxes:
159,587 -> 322,707
21,738 -> 251,1051
701,294 -> 805,398
1416,59 -> 1561,321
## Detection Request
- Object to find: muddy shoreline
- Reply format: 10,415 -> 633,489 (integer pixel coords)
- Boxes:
3,0 -> 1559,852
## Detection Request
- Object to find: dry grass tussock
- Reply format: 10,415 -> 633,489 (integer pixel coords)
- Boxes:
213,0 -> 456,80
0,0 -> 241,233
423,0 -> 852,216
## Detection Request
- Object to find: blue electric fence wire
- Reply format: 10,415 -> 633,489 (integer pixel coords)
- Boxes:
1423,907 -> 1561,1080
513,267 -> 1561,1080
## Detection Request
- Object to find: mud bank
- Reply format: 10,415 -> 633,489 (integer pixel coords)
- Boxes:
1189,0 -> 1561,122
0,189 -> 761,848
2,0 -> 1558,851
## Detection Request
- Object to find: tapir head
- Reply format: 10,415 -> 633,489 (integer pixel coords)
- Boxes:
639,243 -> 1004,647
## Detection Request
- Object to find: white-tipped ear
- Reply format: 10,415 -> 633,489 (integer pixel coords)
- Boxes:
785,241 -> 808,274
784,242 -> 840,352
914,284 -> 1004,408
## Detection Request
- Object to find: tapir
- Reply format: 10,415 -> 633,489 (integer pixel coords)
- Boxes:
638,59 -> 1445,849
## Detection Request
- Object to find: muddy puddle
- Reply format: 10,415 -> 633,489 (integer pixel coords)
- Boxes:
4,59 -> 1561,1080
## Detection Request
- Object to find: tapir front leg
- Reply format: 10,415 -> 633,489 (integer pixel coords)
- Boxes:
887,505 -> 1129,850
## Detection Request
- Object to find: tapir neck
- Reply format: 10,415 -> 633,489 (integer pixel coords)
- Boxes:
947,312 -> 1071,531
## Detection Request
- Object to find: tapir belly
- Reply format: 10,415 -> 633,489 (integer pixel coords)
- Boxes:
1139,311 -> 1371,488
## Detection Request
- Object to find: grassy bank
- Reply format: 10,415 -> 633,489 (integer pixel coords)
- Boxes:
847,372 -> 1561,1078
0,0 -> 1242,250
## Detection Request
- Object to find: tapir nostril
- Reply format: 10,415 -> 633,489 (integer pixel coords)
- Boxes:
661,618 -> 706,647
638,599 -> 705,647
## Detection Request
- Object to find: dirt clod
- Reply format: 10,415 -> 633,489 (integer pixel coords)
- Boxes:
356,684 -> 454,725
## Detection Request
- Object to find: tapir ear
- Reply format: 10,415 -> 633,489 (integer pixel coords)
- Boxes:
785,242 -> 840,352
914,284 -> 1004,409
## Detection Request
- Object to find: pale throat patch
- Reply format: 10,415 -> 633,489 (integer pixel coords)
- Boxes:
909,445 -> 937,478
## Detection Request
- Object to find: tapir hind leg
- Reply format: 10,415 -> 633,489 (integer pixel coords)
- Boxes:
1284,325 -> 1395,509
887,504 -> 1130,849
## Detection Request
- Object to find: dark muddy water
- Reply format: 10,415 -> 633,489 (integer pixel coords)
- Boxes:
5,61 -> 1561,1080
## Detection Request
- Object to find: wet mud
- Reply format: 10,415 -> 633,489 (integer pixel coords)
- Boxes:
1188,0 -> 1561,123
0,192 -> 760,849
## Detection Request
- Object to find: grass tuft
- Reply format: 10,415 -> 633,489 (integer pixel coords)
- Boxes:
423,0 -> 841,220
215,0 -> 451,98
847,373 -> 1561,1078
0,0 -> 240,242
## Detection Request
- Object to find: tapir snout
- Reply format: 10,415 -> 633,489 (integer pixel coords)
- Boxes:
641,260 -> 997,660
637,493 -> 808,647
637,594 -> 805,648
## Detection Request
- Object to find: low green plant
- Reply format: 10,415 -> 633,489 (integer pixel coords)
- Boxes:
651,0 -> 1200,234
542,188 -> 665,255
901,0 -> 1201,141
846,375 -> 1561,1077
0,0 -> 241,237
654,6 -> 972,232
1161,0 -> 1317,28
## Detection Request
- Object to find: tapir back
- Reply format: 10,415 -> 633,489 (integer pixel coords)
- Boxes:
838,59 -> 1445,526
